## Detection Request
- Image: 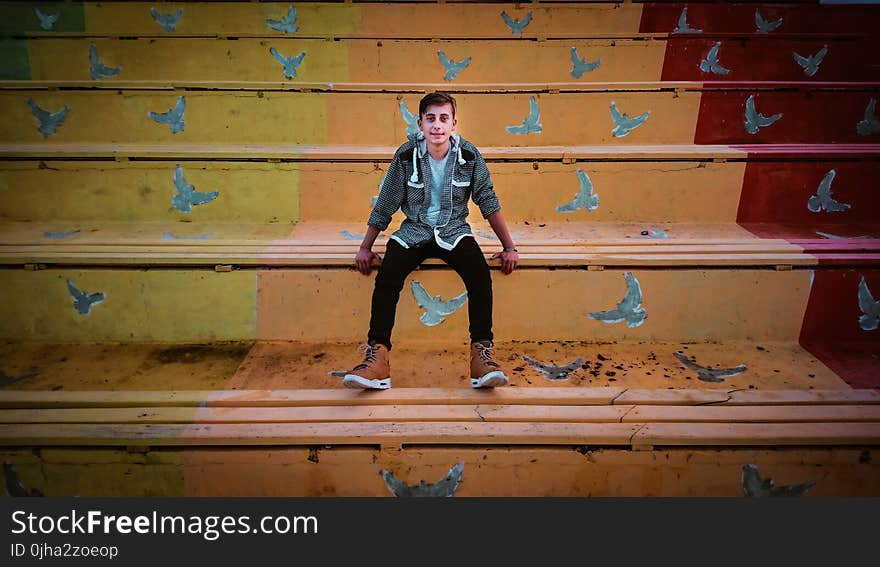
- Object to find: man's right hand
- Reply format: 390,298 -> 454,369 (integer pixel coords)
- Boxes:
356,248 -> 382,275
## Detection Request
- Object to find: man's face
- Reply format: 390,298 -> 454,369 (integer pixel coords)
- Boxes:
418,103 -> 456,146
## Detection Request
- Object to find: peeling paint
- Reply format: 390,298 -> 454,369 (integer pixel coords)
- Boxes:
816,231 -> 872,239
636,228 -> 669,239
741,464 -> 814,497
266,5 -> 298,34
501,11 -> 532,35
673,351 -> 746,383
162,232 -> 215,240
269,47 -> 305,79
88,43 -> 121,80
858,276 -> 879,331
34,7 -> 59,31
699,42 -> 730,75
673,7 -> 702,34
148,95 -> 185,134
807,169 -> 850,213
521,355 -> 584,381
743,95 -> 782,135
477,230 -> 524,240
380,462 -> 464,497
437,50 -> 471,81
610,100 -> 649,138
570,46 -> 601,78
506,96 -> 542,135
588,272 -> 646,328
857,98 -> 880,136
556,169 -> 599,213
398,100 -> 419,136
149,7 -> 183,33
28,98 -> 69,137
171,165 -> 219,213
66,279 -> 105,315
341,230 -> 362,241
411,280 -> 467,326
793,45 -> 827,77
43,228 -> 80,239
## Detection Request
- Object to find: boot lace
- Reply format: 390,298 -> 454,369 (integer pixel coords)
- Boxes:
475,343 -> 499,368
353,343 -> 378,371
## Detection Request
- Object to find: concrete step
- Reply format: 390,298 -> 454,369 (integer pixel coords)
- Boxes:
4,89 -> 877,145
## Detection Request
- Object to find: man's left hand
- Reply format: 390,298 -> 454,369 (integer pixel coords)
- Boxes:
490,250 -> 519,275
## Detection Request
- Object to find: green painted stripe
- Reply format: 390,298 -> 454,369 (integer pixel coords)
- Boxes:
0,2 -> 86,33
0,39 -> 30,79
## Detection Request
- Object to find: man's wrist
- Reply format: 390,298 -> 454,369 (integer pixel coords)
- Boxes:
503,247 -> 518,252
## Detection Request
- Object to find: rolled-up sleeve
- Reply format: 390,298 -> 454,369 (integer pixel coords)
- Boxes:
470,148 -> 501,218
368,149 -> 406,231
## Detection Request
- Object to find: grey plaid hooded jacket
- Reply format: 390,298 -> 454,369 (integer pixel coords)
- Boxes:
368,132 -> 501,250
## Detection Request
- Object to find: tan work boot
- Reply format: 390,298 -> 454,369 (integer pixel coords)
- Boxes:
470,341 -> 508,388
343,342 -> 391,390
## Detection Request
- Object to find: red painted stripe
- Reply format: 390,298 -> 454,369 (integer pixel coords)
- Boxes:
639,3 -> 880,36
694,91 -> 879,144
799,270 -> 880,388
661,38 -> 878,82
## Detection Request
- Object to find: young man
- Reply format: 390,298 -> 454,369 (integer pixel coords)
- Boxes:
343,91 -> 519,390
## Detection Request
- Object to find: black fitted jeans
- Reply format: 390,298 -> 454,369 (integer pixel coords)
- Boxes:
368,236 -> 493,350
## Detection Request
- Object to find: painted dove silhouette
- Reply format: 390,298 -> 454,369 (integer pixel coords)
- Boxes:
521,355 -> 584,381
34,7 -> 59,30
570,46 -> 601,79
699,42 -> 730,75
673,7 -> 702,34
148,95 -> 186,133
743,94 -> 782,134
66,279 -> 105,315
673,351 -> 746,383
858,276 -> 879,331
437,50 -> 471,81
398,100 -> 420,136
807,169 -> 850,213
411,280 -> 467,326
88,43 -> 121,80
171,165 -> 219,213
28,98 -> 69,137
556,169 -> 599,213
610,100 -> 650,137
380,462 -> 464,497
266,5 -> 298,34
501,11 -> 532,35
506,96 -> 542,135
269,47 -> 306,79
741,464 -> 814,497
4,462 -> 43,497
857,97 -> 880,136
793,45 -> 827,77
150,7 -> 183,32
755,9 -> 783,33
43,228 -> 80,239
588,272 -> 646,328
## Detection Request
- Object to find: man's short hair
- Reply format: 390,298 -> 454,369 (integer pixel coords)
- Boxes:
419,91 -> 457,119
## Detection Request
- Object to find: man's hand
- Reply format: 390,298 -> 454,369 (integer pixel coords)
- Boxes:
490,249 -> 519,275
356,248 -> 382,275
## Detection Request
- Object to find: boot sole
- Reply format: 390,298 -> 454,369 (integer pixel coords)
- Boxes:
471,371 -> 509,389
342,374 -> 391,390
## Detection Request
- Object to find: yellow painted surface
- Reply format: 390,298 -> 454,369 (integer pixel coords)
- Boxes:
255,269 -> 812,343
299,161 -> 746,223
327,92 -> 702,146
83,2 -> 362,36
25,38 -> 662,82
26,38 -> 351,82
0,91 -> 328,144
3,91 -> 699,145
0,161 -> 300,223
0,270 -> 257,341
3,447 -> 877,496
76,3 -> 642,37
